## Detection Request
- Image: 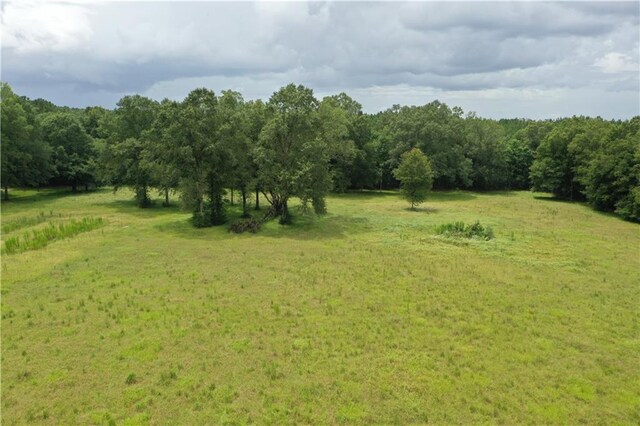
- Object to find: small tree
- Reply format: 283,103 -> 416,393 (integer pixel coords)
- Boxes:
393,148 -> 434,209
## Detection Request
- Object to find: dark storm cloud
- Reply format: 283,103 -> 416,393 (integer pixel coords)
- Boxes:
2,1 -> 638,118
398,2 -> 632,37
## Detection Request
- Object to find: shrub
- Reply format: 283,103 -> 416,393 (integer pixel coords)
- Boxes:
191,199 -> 226,227
191,212 -> 211,228
436,220 -> 494,240
229,218 -> 261,234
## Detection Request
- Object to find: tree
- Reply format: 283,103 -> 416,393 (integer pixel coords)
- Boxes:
530,119 -> 580,199
218,90 -> 255,217
388,101 -> 472,189
530,118 -> 610,200
580,119 -> 640,221
0,83 -> 52,200
347,114 -> 378,189
144,99 -> 181,206
40,112 -> 94,192
320,93 -> 360,192
464,114 -> 508,190
245,100 -> 268,211
165,88 -> 229,226
393,148 -> 434,209
256,84 -> 329,224
99,95 -> 158,207
81,106 -> 111,139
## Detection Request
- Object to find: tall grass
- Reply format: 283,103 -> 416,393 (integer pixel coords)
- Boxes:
435,220 -> 494,240
2,211 -> 58,234
3,217 -> 104,255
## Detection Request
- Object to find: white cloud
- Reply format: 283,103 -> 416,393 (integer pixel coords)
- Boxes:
594,52 -> 638,74
1,1 -> 94,53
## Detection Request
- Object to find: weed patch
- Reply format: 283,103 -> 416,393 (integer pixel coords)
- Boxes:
3,217 -> 104,254
435,220 -> 494,240
2,211 -> 58,234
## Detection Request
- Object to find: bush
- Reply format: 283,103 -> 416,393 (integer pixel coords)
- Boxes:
436,220 -> 494,240
229,218 -> 261,234
191,211 -> 211,228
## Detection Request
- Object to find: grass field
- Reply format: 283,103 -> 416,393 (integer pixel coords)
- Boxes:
1,188 -> 639,424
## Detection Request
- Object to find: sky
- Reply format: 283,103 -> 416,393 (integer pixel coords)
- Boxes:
1,1 -> 639,119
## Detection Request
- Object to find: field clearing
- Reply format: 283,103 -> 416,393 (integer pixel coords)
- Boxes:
1,188 -> 639,424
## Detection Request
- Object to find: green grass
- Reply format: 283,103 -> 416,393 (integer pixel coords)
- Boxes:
1,188 -> 639,424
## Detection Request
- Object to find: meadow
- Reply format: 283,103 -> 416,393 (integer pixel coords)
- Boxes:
1,188 -> 639,424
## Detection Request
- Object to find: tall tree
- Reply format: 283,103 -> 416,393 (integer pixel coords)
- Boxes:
41,112 -> 94,192
530,119 -> 581,199
218,90 -> 254,216
256,84 -> 329,224
245,100 -> 268,211
170,88 -> 229,226
347,114 -> 378,190
144,99 -> 181,206
100,95 -> 158,207
320,93 -> 360,192
579,119 -> 640,221
0,83 -> 52,200
465,114 -> 508,190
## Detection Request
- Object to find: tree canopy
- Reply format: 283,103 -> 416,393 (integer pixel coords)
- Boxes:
1,82 -> 638,224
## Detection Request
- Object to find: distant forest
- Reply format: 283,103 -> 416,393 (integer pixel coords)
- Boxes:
2,82 -> 638,224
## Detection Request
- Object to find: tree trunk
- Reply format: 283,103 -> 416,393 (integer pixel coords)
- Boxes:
241,189 -> 249,218
164,188 -> 170,206
85,183 -> 89,191
136,185 -> 150,208
72,182 -> 77,193
570,180 -> 574,201
279,199 -> 291,225
197,196 -> 205,219
269,196 -> 291,225
209,176 -> 226,225
3,186 -> 8,201
230,188 -> 234,205
255,188 -> 260,210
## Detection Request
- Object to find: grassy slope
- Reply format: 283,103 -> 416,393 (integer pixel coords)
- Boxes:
1,188 -> 639,424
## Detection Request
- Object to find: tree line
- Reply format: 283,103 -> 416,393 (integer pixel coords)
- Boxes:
2,82 -> 638,224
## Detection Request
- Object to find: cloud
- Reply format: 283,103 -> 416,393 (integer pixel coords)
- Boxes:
1,1 -> 638,119
1,0 -> 94,53
594,52 -> 639,73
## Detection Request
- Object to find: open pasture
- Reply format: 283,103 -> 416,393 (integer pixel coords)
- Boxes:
1,189 -> 639,424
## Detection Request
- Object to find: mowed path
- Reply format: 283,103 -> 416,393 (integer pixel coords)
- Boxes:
2,189 -> 639,424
